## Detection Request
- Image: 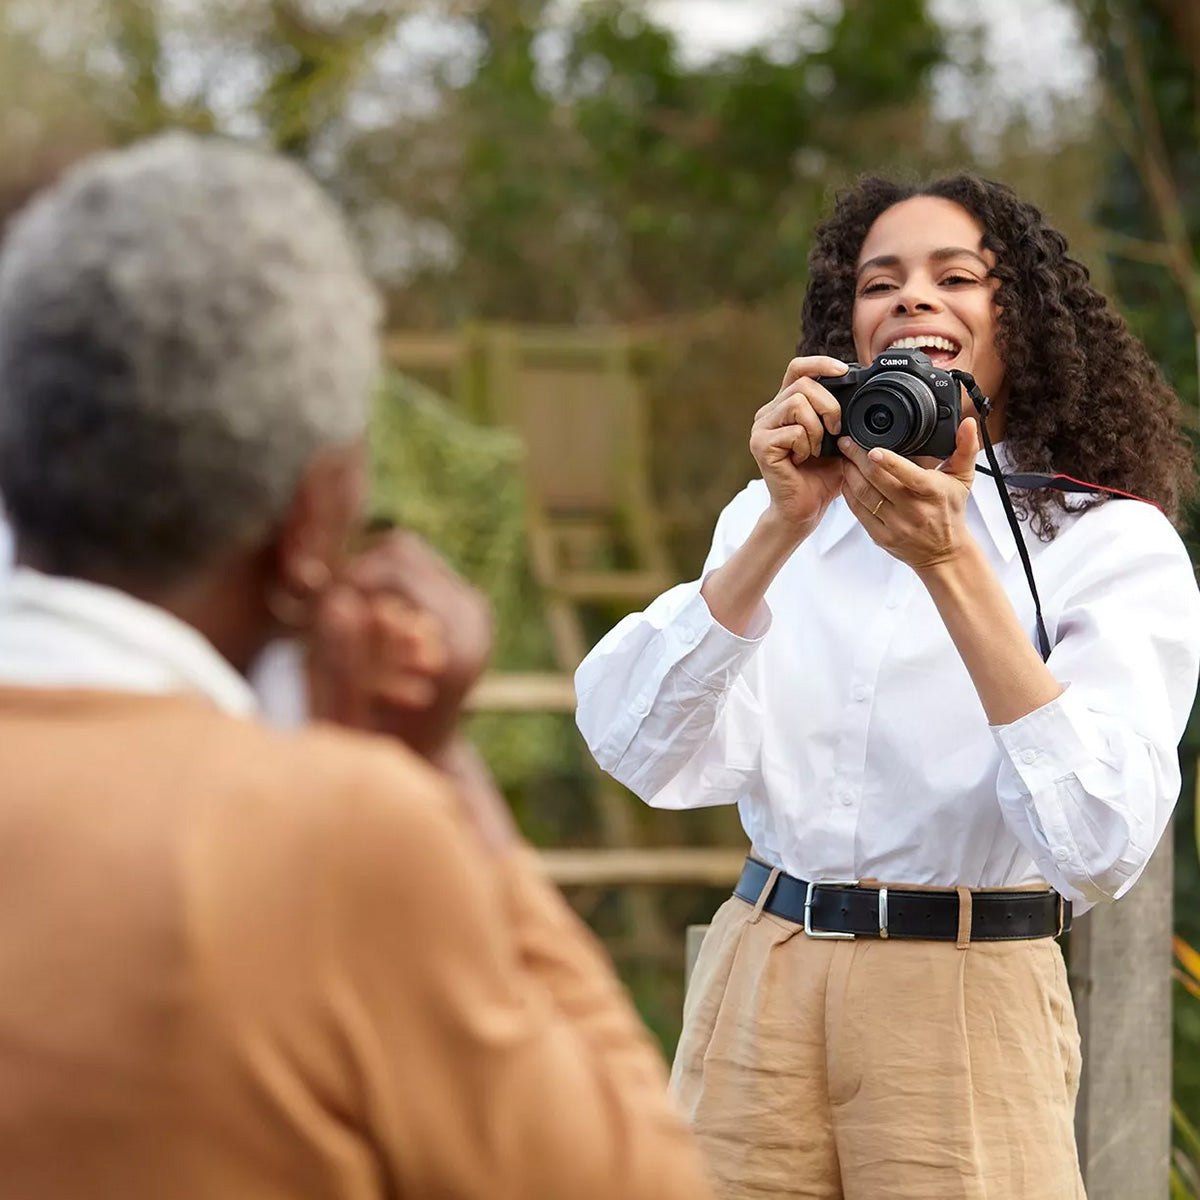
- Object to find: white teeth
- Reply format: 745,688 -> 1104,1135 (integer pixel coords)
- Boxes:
886,335 -> 960,354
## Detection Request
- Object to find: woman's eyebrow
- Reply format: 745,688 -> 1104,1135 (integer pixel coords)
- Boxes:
856,246 -> 990,277
929,246 -> 990,268
856,254 -> 899,277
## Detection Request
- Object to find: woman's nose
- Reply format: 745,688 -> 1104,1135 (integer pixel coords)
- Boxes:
891,278 -> 941,314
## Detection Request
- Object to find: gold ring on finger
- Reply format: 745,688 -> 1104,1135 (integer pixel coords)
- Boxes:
871,497 -> 885,517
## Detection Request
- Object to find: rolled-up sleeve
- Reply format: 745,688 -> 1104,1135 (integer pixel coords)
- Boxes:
992,505 -> 1200,904
574,486 -> 770,808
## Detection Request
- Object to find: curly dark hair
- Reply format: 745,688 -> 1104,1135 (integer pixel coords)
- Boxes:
798,174 -> 1195,536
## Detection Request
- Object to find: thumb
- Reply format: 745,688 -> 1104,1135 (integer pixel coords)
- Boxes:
941,418 -> 979,485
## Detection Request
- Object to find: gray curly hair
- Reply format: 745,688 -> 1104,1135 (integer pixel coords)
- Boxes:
0,132 -> 380,585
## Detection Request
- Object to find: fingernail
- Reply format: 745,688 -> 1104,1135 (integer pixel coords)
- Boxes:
869,448 -> 884,462
838,437 -> 852,451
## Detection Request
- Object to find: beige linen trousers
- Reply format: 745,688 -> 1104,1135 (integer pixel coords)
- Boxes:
673,886 -> 1086,1200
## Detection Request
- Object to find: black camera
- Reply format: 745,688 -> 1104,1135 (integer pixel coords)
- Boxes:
816,349 -> 960,458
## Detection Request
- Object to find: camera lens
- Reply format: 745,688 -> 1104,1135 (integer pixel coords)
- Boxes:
845,373 -> 936,455
865,405 -> 894,435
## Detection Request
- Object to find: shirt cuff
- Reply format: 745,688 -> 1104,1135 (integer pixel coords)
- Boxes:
991,685 -> 1110,895
669,585 -> 770,694
990,683 -> 1105,793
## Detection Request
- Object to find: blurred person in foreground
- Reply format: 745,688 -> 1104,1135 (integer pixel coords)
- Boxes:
0,133 -> 714,1200
576,176 -> 1200,1199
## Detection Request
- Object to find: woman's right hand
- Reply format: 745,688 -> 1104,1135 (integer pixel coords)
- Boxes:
750,356 -> 849,537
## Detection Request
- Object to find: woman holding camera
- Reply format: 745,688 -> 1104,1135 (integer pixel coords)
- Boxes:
575,176 -> 1200,1199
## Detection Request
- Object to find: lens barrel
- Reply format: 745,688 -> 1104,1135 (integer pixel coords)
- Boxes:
845,372 -> 937,455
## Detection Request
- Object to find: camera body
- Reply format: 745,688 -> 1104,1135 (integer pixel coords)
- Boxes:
816,348 -> 960,459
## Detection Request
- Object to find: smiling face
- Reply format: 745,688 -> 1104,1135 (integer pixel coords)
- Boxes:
852,195 -> 1008,426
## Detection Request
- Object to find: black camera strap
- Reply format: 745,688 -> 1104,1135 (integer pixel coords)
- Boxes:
949,370 -> 1147,663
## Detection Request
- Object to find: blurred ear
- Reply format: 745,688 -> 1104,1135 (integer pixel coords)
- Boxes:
273,439 -> 369,604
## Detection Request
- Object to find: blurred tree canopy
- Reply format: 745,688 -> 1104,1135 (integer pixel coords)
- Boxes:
1076,0 -> 1200,411
0,0 -> 1087,325
369,0 -> 957,322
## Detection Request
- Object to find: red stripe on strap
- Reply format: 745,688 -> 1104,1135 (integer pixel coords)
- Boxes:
1049,474 -> 1160,510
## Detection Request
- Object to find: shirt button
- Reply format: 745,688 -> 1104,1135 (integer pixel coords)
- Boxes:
632,696 -> 650,716
679,625 -> 697,645
1021,749 -> 1038,765
886,595 -> 901,610
853,686 -> 869,703
1054,847 -> 1070,862
840,790 -> 855,807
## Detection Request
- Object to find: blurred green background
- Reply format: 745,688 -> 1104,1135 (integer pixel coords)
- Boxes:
3,0 -> 1200,1186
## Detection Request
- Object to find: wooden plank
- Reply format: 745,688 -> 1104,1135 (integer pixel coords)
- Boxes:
538,847 -> 746,888
382,331 -> 466,369
465,671 -> 575,712
556,570 -> 673,601
1069,833 -> 1173,1199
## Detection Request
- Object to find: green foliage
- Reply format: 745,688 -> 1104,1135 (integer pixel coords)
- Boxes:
1084,0 -> 1200,410
1175,945 -> 1200,1194
369,370 -> 580,796
254,2 -> 394,158
818,0 -> 945,110
529,0 -> 950,317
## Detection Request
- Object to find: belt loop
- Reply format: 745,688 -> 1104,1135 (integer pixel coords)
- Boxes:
750,867 -> 782,924
956,887 -> 973,950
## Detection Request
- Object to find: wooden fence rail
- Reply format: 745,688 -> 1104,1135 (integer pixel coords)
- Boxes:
539,847 -> 745,888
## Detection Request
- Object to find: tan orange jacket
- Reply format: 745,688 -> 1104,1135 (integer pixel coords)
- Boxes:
0,688 -> 713,1200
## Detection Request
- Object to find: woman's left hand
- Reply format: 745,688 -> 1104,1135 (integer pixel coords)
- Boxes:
838,418 -> 980,572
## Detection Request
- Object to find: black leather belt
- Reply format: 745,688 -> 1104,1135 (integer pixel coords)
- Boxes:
734,858 -> 1071,941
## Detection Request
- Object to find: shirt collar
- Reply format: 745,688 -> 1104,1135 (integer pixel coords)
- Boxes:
969,443 -> 1021,562
0,567 -> 258,717
816,443 -> 1021,562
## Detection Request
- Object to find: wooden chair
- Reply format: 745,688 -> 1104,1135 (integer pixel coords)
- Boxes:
474,325 -> 683,951
475,324 -> 673,671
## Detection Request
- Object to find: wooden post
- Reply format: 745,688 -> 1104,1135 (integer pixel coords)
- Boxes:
1069,833 -> 1173,1200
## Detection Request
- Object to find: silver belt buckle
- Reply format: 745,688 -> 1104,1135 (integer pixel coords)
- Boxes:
804,879 -> 859,939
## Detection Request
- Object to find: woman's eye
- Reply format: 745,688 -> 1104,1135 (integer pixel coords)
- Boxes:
941,274 -> 977,286
860,280 -> 894,295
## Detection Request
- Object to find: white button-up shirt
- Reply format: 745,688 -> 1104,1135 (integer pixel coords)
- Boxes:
575,452 -> 1200,909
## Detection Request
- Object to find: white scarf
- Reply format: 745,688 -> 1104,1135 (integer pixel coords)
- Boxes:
0,566 -> 259,718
